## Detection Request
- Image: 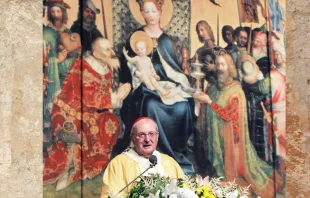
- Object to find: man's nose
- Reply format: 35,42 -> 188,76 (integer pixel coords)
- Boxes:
144,135 -> 151,142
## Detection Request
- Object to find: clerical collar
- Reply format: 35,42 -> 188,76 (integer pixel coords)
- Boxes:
123,148 -> 165,176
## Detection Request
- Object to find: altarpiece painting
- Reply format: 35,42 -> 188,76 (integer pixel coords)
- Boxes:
42,0 -> 286,197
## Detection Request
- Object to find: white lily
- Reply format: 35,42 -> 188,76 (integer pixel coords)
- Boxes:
162,179 -> 178,197
226,189 -> 239,198
197,175 -> 210,187
177,188 -> 199,198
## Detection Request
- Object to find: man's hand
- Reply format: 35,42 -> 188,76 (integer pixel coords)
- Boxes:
192,92 -> 212,105
116,83 -> 131,101
256,70 -> 264,80
43,77 -> 53,93
208,63 -> 216,71
57,49 -> 68,63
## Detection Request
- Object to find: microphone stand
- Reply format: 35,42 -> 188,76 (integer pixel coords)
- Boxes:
117,163 -> 157,195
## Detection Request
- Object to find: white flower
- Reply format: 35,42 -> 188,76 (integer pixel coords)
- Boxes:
197,175 -> 210,187
148,190 -> 160,198
169,194 -> 177,198
177,188 -> 199,198
240,195 -> 249,198
214,188 -> 223,197
226,189 -> 239,198
162,179 -> 178,196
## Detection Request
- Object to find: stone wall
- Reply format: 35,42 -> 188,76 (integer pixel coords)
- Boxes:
0,0 -> 309,197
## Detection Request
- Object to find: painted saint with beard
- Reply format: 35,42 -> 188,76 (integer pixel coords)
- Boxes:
230,27 -> 249,66
43,38 -> 131,190
192,54 -> 282,198
43,0 -> 79,151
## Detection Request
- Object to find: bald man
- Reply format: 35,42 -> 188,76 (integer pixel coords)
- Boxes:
43,38 -> 131,190
101,117 -> 184,197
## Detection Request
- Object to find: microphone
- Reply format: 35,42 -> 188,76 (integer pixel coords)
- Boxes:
149,155 -> 157,167
117,155 -> 158,195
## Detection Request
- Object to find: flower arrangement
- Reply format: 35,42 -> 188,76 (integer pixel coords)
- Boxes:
109,174 -> 250,198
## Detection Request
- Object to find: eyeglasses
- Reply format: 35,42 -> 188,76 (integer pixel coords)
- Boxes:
133,132 -> 159,139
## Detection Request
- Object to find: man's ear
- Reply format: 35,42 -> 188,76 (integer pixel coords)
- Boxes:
93,51 -> 99,59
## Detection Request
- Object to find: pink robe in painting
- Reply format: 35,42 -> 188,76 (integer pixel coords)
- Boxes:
268,68 -> 286,158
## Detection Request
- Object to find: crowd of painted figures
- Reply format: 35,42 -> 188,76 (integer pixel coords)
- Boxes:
42,0 -> 285,197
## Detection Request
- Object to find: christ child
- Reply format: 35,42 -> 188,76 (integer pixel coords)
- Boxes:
123,31 -> 169,96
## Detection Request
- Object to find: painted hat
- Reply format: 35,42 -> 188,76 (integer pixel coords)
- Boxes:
84,0 -> 100,14
46,0 -> 71,9
237,54 -> 260,84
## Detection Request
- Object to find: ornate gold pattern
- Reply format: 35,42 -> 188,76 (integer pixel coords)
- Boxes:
69,109 -> 77,117
105,119 -> 117,137
89,117 -> 97,126
90,126 -> 99,135
53,97 -> 101,136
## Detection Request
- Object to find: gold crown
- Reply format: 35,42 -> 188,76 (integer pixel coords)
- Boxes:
136,0 -> 165,9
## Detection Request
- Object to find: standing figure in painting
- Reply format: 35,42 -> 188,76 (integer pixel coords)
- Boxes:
252,30 -> 270,76
122,31 -> 170,98
238,30 -> 271,161
192,20 -> 226,175
195,20 -> 216,54
230,27 -> 248,65
237,53 -> 270,161
193,20 -> 226,89
221,25 -> 236,53
258,40 -> 286,184
43,0 -> 80,149
71,0 -> 103,53
43,38 -> 131,190
117,0 -> 195,174
193,54 -> 281,198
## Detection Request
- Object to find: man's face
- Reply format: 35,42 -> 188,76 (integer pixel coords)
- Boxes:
216,56 -> 230,83
197,25 -> 210,43
224,30 -> 233,44
131,121 -> 159,158
83,7 -> 95,24
253,37 -> 263,48
135,41 -> 147,56
50,6 -> 63,23
237,31 -> 248,47
96,40 -> 112,59
274,51 -> 284,65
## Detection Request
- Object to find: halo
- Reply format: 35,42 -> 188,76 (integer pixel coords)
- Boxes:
128,0 -> 173,28
130,31 -> 154,55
